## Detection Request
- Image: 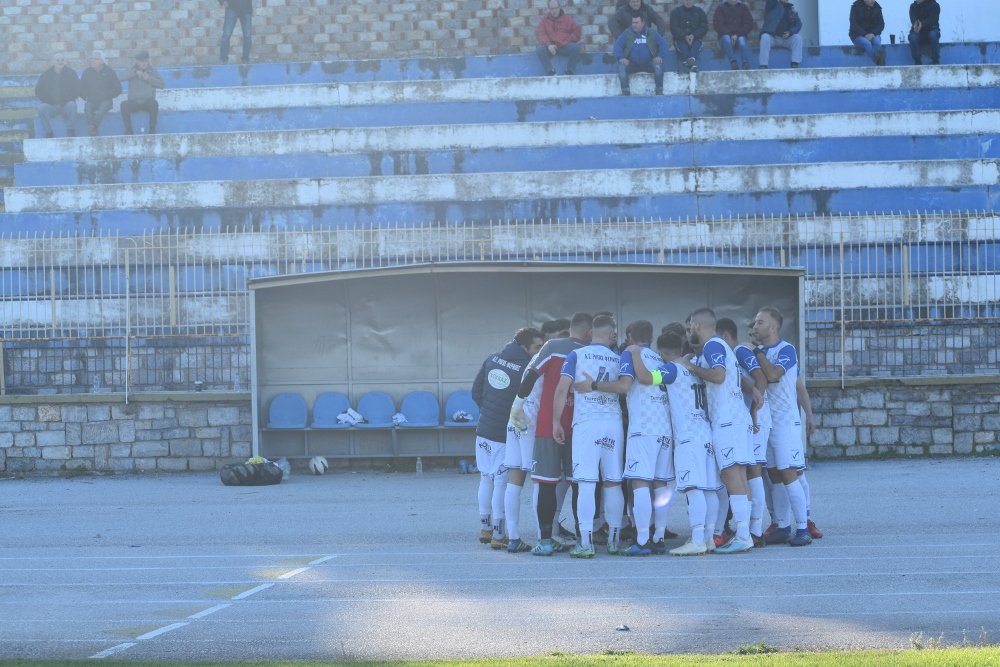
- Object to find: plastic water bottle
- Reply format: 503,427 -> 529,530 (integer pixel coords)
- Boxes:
276,457 -> 291,480
415,457 -> 423,477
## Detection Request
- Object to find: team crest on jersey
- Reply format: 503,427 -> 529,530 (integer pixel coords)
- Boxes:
487,369 -> 511,390
477,440 -> 492,455
778,354 -> 791,366
711,353 -> 725,366
595,436 -> 616,449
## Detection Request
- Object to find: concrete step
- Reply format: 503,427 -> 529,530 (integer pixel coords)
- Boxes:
14,110 -> 1000,186
5,158 -> 997,214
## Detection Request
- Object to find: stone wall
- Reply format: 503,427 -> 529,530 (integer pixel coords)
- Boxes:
1,381 -> 997,474
1,0 -> 759,76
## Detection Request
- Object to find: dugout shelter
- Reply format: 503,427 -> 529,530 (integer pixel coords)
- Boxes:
248,263 -> 804,461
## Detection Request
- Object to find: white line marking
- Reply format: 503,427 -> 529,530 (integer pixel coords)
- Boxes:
134,622 -> 189,641
187,603 -> 231,619
88,642 -> 136,659
277,567 -> 309,580
232,583 -> 274,599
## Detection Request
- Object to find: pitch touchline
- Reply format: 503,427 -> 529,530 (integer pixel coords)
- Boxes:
86,554 -> 336,660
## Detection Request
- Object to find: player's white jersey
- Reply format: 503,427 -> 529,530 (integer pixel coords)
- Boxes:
522,353 -> 543,423
658,362 -> 712,445
620,346 -> 672,438
762,339 -> 799,427
696,336 -> 748,427
735,343 -> 771,428
561,344 -> 622,425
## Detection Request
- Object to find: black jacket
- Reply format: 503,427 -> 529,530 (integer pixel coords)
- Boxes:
472,340 -> 532,443
669,4 -> 708,42
909,0 -> 940,33
35,66 -> 80,106
79,65 -> 122,103
849,0 -> 884,39
610,2 -> 667,38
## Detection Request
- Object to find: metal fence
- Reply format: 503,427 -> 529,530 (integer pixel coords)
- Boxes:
1,210 -> 997,394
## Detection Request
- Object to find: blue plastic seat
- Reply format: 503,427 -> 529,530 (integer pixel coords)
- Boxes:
354,391 -> 396,429
266,392 -> 307,429
398,390 -> 441,428
310,391 -> 352,429
443,390 -> 479,427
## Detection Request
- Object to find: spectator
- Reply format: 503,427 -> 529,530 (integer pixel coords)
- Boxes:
849,0 -> 885,66
79,51 -> 122,136
219,0 -> 253,64
613,14 -> 668,96
759,0 -> 803,69
908,0 -> 940,65
35,52 -> 79,138
713,0 -> 755,70
535,0 -> 583,76
609,0 -> 667,42
669,0 -> 708,73
119,51 -> 164,135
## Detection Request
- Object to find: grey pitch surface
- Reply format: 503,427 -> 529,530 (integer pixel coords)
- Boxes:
1,458 -> 998,660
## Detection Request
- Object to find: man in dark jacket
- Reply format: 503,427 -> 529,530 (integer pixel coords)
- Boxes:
219,0 -> 253,64
850,0 -> 885,65
908,0 -> 940,65
35,53 -> 79,138
119,50 -> 164,134
670,0 -> 708,73
613,14 -> 669,96
535,0 -> 583,75
609,0 -> 667,42
79,51 -> 122,136
713,0 -> 755,70
471,327 -> 544,548
759,0 -> 803,69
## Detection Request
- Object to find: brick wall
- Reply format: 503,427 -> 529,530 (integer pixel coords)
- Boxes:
1,0 -> 760,76
2,381 -> 997,474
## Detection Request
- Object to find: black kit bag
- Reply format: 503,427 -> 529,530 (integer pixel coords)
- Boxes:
220,460 -> 283,486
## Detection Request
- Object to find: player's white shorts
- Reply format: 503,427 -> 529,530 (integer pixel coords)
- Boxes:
711,419 -> 755,470
571,420 -> 624,484
501,420 -> 536,473
624,433 -> 674,482
673,436 -> 722,492
766,423 -> 806,471
475,436 -> 506,477
751,420 -> 770,465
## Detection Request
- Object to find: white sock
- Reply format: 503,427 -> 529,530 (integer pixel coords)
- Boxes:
716,487 -> 730,535
554,479 -> 569,531
771,475 -> 791,528
799,472 -> 812,518
785,479 -> 808,529
763,473 -> 775,522
478,473 -> 493,529
633,487 -> 653,546
491,469 -> 507,537
685,489 -> 707,545
704,488 -> 719,541
505,482 -> 522,541
730,494 -> 751,541
748,476 -> 766,537
577,481 -> 597,548
652,486 -> 673,542
603,485 -> 625,547
531,482 -> 542,540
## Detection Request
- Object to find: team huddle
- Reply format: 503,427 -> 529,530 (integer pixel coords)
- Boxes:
470,307 -> 822,557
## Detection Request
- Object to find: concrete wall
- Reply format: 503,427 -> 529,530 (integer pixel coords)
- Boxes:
2,382 -> 996,474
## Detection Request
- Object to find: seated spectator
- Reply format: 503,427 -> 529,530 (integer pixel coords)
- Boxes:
119,50 -> 164,134
35,52 -> 79,138
613,14 -> 668,96
79,51 -> 122,136
669,0 -> 708,73
908,0 -> 940,65
535,0 -> 583,76
850,0 -> 885,66
759,0 -> 803,69
609,0 -> 667,42
713,0 -> 755,70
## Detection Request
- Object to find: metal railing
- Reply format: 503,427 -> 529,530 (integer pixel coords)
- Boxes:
1,210 -> 997,393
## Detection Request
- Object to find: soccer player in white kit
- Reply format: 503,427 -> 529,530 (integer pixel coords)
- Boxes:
630,331 -> 722,556
575,320 -> 675,556
718,317 -> 770,547
680,308 -> 756,554
751,306 -> 812,547
551,315 -> 626,558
